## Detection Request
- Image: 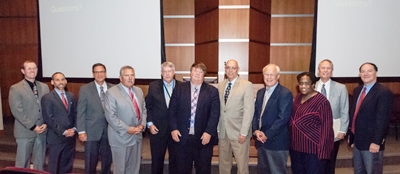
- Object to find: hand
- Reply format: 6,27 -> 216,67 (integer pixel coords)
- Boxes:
128,126 -> 143,135
78,133 -> 87,142
201,132 -> 211,145
254,130 -> 267,143
149,124 -> 159,135
369,143 -> 380,153
64,129 -> 75,137
336,132 -> 345,140
238,135 -> 246,144
39,124 -> 47,133
171,130 -> 181,142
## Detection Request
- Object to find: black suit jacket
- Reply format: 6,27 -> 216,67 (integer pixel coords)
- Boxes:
169,81 -> 220,147
145,79 -> 182,138
252,84 -> 293,150
349,82 -> 392,150
42,90 -> 77,145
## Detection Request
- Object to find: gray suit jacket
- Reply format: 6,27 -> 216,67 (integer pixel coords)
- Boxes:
316,80 -> 349,140
77,81 -> 113,141
104,83 -> 147,147
9,80 -> 49,138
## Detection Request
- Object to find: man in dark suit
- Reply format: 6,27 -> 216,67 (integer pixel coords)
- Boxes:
252,64 -> 293,174
42,72 -> 77,174
348,62 -> 393,174
145,61 -> 181,174
8,60 -> 49,170
77,63 -> 112,174
169,62 -> 220,174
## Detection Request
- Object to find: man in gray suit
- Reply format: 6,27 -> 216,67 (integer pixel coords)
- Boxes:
104,65 -> 147,174
8,60 -> 49,170
77,63 -> 112,174
315,59 -> 349,174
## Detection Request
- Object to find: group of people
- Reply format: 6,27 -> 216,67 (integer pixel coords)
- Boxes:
8,59 -> 392,174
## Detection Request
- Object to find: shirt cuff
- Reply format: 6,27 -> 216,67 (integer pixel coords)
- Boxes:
147,122 -> 154,128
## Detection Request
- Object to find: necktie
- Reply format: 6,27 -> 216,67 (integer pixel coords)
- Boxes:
100,86 -> 105,107
224,82 -> 232,104
166,84 -> 172,107
259,88 -> 270,128
33,85 -> 39,103
190,87 -> 199,134
61,93 -> 68,110
321,84 -> 327,97
129,89 -> 141,120
351,87 -> 367,134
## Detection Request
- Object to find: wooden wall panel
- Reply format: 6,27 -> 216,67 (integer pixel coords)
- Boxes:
195,9 -> 219,44
279,74 -> 300,97
219,0 -> 249,5
270,46 -> 311,71
163,0 -> 194,15
249,9 -> 270,43
248,42 -> 269,72
164,18 -> 194,43
270,17 -> 314,43
218,42 -> 249,71
194,0 -> 218,15
165,46 -> 194,71
195,42 -> 219,74
251,0 -> 272,14
219,9 -> 249,39
0,18 -> 38,44
0,0 -> 37,16
271,0 -> 314,14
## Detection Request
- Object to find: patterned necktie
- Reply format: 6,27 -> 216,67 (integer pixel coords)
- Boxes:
190,87 -> 199,131
129,89 -> 141,120
224,82 -> 232,104
33,85 -> 39,103
352,87 -> 367,134
61,93 -> 68,110
259,88 -> 270,129
321,84 -> 327,97
100,86 -> 105,107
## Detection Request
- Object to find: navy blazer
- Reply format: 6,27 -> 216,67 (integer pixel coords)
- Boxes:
252,84 -> 293,150
349,82 -> 392,150
169,81 -> 220,147
42,90 -> 77,145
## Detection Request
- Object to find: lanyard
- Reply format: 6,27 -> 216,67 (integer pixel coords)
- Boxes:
163,81 -> 175,98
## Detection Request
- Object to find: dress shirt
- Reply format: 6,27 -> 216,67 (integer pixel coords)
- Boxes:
189,82 -> 202,134
357,82 -> 376,102
316,79 -> 331,98
94,81 -> 108,96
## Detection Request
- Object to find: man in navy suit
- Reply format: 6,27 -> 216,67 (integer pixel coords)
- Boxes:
348,62 -> 393,174
252,64 -> 293,174
42,72 -> 77,174
77,63 -> 112,174
146,61 -> 182,174
169,62 -> 220,174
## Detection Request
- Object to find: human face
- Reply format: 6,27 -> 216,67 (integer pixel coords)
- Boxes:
120,68 -> 135,88
359,64 -> 377,86
161,66 -> 175,83
51,73 -> 67,91
190,67 -> 204,85
263,65 -> 280,88
93,65 -> 107,85
21,62 -> 38,82
225,60 -> 239,82
318,61 -> 333,82
298,75 -> 314,95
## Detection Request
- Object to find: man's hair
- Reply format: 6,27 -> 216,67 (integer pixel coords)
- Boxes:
119,65 -> 134,76
190,62 -> 207,75
297,72 -> 317,85
161,61 -> 175,71
359,62 -> 378,72
51,72 -> 65,80
319,59 -> 334,70
262,64 -> 281,74
92,63 -> 107,73
21,60 -> 36,69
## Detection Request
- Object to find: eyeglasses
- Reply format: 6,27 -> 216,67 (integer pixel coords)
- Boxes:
264,74 -> 276,77
93,71 -> 106,74
24,67 -> 37,71
298,82 -> 312,86
225,66 -> 237,70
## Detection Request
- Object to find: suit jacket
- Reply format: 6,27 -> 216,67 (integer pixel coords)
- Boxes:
217,77 -> 254,140
349,82 -> 393,150
252,83 -> 293,150
9,80 -> 49,138
77,81 -> 113,141
41,90 -> 77,145
169,81 -> 220,147
316,80 -> 349,137
104,83 -> 147,147
145,79 -> 182,138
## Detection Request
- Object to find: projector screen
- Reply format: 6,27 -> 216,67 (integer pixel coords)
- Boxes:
38,0 -> 162,79
315,0 -> 400,77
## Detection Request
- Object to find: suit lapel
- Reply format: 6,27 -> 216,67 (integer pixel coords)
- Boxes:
90,82 -> 103,107
264,84 -> 280,113
158,80 -> 168,108
22,80 -> 36,101
360,83 -> 377,110
329,81 -> 336,101
52,90 -> 68,112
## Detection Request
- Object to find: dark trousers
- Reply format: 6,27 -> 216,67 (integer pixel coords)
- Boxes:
84,131 -> 112,174
47,140 -> 75,174
325,141 -> 341,174
175,135 -> 213,174
290,150 -> 328,174
150,134 -> 176,174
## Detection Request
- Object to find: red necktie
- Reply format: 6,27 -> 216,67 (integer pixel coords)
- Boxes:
352,87 -> 366,134
61,93 -> 68,110
129,89 -> 141,120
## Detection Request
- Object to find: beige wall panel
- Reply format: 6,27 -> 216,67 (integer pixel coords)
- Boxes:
164,18 -> 194,43
0,0 -> 37,17
249,9 -> 270,43
270,46 -> 311,71
218,42 -> 249,72
270,17 -> 314,43
272,0 -> 314,14
195,42 -> 219,73
195,9 -> 219,44
165,46 -> 194,71
163,0 -> 194,15
219,9 -> 249,39
250,0 -> 272,14
195,0 -> 218,15
0,18 -> 38,44
219,0 -> 249,5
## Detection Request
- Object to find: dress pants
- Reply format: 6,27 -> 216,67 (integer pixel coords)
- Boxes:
15,133 -> 46,170
353,145 -> 384,174
111,143 -> 142,174
289,150 -> 328,174
257,148 -> 288,174
150,134 -> 176,174
47,140 -> 76,174
218,134 -> 250,174
84,131 -> 112,174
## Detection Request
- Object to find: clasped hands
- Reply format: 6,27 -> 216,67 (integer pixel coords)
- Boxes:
34,124 -> 47,134
128,125 -> 144,135
171,130 -> 211,145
